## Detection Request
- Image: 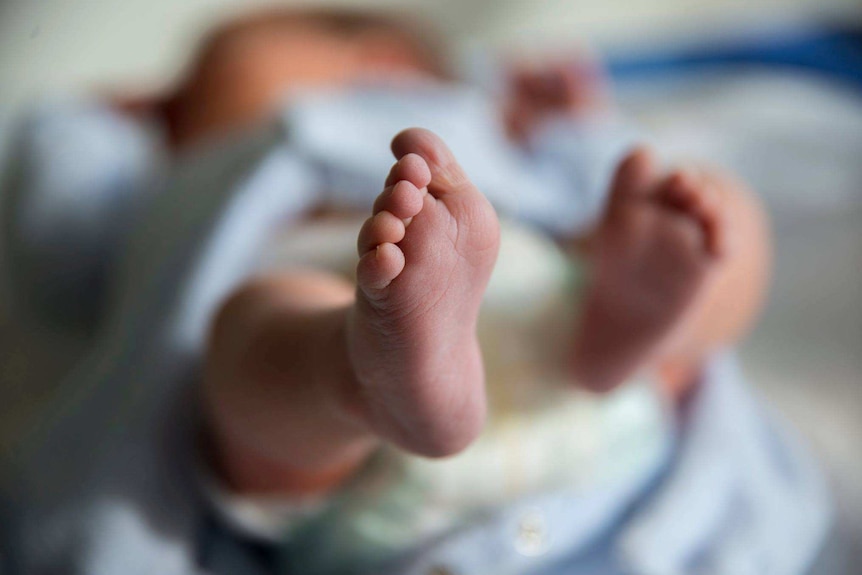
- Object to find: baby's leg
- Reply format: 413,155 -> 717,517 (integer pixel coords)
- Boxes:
203,271 -> 374,495
202,128 -> 500,496
571,149 -> 770,397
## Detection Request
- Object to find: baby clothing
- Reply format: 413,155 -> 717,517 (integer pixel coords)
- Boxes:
0,84 -> 831,575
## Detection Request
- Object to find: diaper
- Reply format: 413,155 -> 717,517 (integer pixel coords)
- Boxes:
258,216 -> 672,574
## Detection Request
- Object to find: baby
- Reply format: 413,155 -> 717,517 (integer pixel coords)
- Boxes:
168,9 -> 773,571
1,7 -> 827,575
176,8 -> 765,489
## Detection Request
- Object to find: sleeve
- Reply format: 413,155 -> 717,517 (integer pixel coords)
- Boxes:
0,98 -> 160,330
522,116 -> 647,237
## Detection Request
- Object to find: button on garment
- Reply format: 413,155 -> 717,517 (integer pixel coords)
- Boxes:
515,509 -> 550,557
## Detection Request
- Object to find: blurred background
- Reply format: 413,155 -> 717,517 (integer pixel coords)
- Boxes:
0,0 -> 860,571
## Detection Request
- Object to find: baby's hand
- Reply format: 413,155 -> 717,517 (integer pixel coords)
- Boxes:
504,56 -> 611,141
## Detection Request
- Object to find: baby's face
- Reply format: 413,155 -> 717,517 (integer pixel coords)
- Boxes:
171,18 -> 435,149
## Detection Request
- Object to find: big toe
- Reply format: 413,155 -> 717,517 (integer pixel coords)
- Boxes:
391,128 -> 472,197
609,146 -> 658,202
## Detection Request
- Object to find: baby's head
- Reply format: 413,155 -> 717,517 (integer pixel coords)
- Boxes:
163,8 -> 447,150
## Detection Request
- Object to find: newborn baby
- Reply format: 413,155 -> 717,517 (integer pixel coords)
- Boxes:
178,8 -> 759,474
164,9 -> 772,573
1,7 -> 828,575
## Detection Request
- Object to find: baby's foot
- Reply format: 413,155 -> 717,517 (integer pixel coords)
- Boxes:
347,128 -> 500,457
573,148 -> 727,391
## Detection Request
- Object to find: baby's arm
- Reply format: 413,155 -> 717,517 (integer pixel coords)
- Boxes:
504,55 -> 612,143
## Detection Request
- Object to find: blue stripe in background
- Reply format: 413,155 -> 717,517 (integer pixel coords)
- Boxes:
606,26 -> 862,89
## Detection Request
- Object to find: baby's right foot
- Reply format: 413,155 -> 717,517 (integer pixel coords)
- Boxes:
573,148 -> 727,392
346,128 -> 500,458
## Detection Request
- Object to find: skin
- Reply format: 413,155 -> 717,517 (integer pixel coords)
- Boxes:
118,12 -> 771,496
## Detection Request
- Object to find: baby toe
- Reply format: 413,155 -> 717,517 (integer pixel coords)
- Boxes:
373,180 -> 425,220
663,171 -> 726,258
695,185 -> 728,259
358,211 -> 406,256
662,170 -> 701,208
385,153 -> 432,189
356,243 -> 405,293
